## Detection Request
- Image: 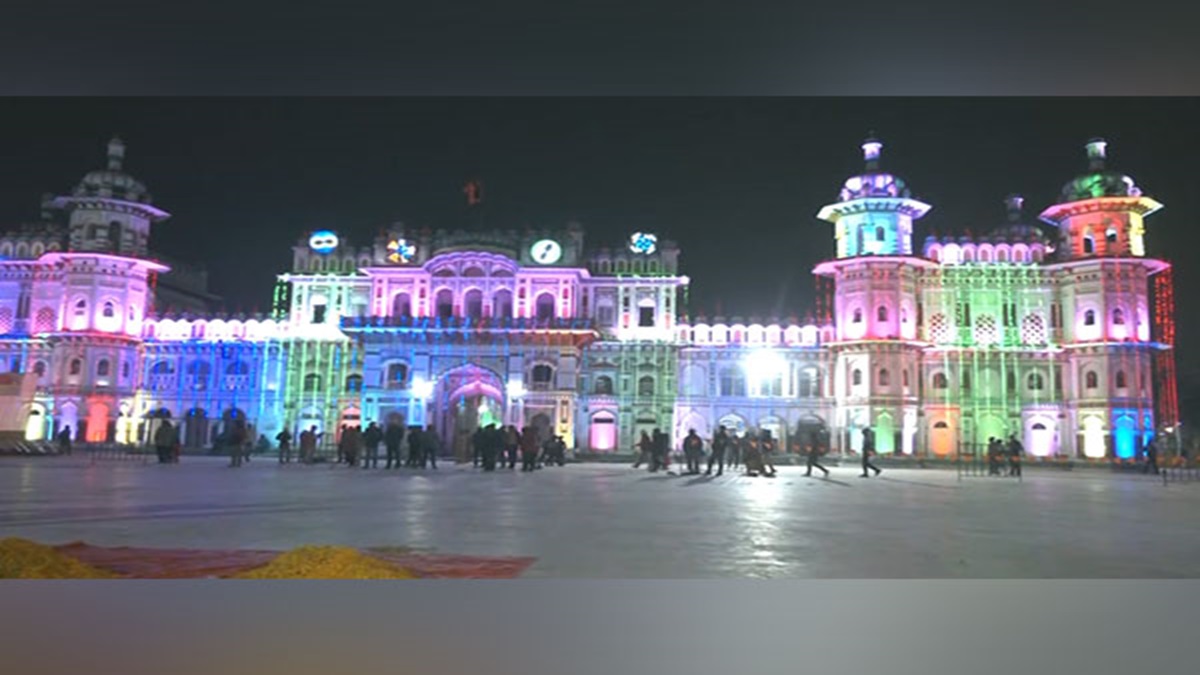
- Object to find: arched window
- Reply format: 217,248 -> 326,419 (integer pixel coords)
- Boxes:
1112,308 -> 1125,325
434,289 -> 454,319
877,306 -> 888,322
69,358 -> 82,376
492,290 -> 513,319
1115,371 -> 1128,388
875,226 -> 885,241
637,375 -> 655,397
33,361 -> 46,377
532,364 -> 555,390
386,363 -> 408,389
187,361 -> 211,390
932,372 -> 949,389
96,359 -> 110,377
1083,233 -> 1095,254
903,370 -> 910,388
594,375 -> 614,395
535,293 -> 556,322
853,308 -> 863,323
878,369 -> 890,387
1085,371 -> 1098,389
392,293 -> 412,318
719,367 -> 746,397
102,302 -> 115,318
225,361 -> 249,375
463,289 -> 484,320
345,374 -> 364,393
1084,310 -> 1096,326
303,373 -> 322,392
1106,227 -> 1118,245
1028,372 -> 1045,390
852,369 -> 862,386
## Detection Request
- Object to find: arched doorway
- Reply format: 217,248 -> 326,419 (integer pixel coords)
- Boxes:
24,405 -> 47,441
184,408 -> 209,448
1081,416 -> 1106,459
434,364 -> 505,462
1113,415 -> 1137,460
588,411 -> 617,451
85,403 -> 111,443
874,412 -> 895,454
929,419 -> 954,457
58,402 -> 79,442
1027,418 -> 1055,457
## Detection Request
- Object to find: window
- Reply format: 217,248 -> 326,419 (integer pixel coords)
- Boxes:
102,302 -> 115,318
225,361 -> 249,376
878,369 -> 890,387
33,361 -> 46,377
961,371 -> 971,390
1085,371 -> 1098,389
1106,227 -> 1118,245
638,306 -> 655,327
345,374 -> 363,393
187,361 -> 211,390
1084,310 -> 1096,326
877,306 -> 888,322
1083,234 -> 1095,254
1006,370 -> 1016,391
852,369 -> 862,386
312,304 -> 327,324
435,289 -> 454,319
1028,372 -> 1045,390
1115,371 -> 1128,388
532,364 -> 555,389
74,299 -> 87,316
386,363 -> 408,389
1113,308 -> 1125,325
122,361 -> 131,378
69,358 -> 82,376
535,293 -> 555,321
933,372 -> 949,389
637,375 -> 655,397
876,226 -> 885,241
463,289 -> 483,319
493,290 -> 513,319
97,359 -> 110,377
853,308 -> 863,323
303,373 -> 322,392
594,375 -> 614,395
719,367 -> 746,397
902,370 -> 910,388
392,293 -> 412,318
598,306 -> 615,327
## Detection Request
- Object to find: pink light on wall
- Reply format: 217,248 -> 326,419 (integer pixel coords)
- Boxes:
589,413 -> 617,451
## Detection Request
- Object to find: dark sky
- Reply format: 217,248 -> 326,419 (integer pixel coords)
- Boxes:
1,97 -> 1197,409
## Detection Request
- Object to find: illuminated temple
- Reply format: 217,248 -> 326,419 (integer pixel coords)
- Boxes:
0,137 -> 1179,459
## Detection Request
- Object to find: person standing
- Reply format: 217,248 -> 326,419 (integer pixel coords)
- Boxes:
276,428 -> 293,464
422,425 -> 440,469
336,424 -> 349,465
1144,437 -> 1160,475
56,426 -> 73,456
1006,434 -> 1024,477
504,425 -> 520,470
728,432 -> 742,470
228,421 -> 246,468
406,426 -> 422,467
153,421 -> 176,464
760,430 -> 777,477
805,429 -> 829,478
298,426 -> 318,464
520,426 -> 540,471
860,427 -> 881,477
384,421 -> 406,469
683,429 -> 704,475
706,425 -> 729,476
362,422 -> 383,469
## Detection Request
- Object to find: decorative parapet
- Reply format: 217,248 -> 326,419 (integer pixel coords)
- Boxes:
675,320 -> 833,347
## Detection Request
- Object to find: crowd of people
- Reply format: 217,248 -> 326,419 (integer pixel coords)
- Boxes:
275,422 -> 444,469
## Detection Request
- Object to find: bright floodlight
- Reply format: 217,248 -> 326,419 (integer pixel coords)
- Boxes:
411,378 -> 434,400
506,380 -> 527,399
743,349 -> 787,383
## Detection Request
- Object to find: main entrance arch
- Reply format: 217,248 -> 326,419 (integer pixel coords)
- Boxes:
433,364 -> 506,462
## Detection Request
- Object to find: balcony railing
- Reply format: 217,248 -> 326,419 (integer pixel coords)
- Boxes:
341,315 -> 597,331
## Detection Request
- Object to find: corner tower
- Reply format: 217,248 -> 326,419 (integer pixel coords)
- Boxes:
817,138 -> 931,258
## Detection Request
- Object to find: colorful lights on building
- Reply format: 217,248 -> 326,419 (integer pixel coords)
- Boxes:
629,232 -> 657,255
308,230 -> 339,254
386,238 -> 415,264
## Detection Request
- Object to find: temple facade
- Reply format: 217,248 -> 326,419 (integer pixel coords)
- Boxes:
0,137 -> 1178,460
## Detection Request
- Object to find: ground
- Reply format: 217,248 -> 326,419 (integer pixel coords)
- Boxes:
1,456 -> 1197,577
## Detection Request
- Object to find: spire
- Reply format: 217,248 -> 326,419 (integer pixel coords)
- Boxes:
1004,194 -> 1024,222
862,133 -> 882,171
107,136 -> 125,171
1086,138 -> 1107,171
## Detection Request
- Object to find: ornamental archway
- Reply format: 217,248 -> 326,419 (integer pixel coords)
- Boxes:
433,363 -> 506,462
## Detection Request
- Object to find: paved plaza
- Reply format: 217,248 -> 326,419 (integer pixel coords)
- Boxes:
1,456 -> 1197,578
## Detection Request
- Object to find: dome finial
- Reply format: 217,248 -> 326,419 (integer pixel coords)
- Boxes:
107,136 -> 125,171
1086,137 -> 1107,170
862,133 -> 882,170
1005,194 -> 1024,221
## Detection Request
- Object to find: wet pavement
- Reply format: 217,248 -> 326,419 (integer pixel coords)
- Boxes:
1,456 -> 1197,577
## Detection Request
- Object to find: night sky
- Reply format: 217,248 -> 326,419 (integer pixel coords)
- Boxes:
1,97 -> 1197,411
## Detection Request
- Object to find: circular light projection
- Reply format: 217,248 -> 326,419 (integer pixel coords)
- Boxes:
308,230 -> 340,254
387,238 -> 416,264
530,239 -> 562,265
629,232 -> 657,255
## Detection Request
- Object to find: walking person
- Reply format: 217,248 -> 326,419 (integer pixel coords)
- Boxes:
804,429 -> 830,477
362,422 -> 383,469
276,428 -> 293,464
633,431 -> 653,469
406,426 -> 423,467
987,437 -> 1002,476
683,428 -> 704,475
705,425 -> 729,476
422,425 -> 440,469
153,421 -> 176,464
1144,437 -> 1160,475
299,426 -> 318,464
728,432 -> 742,470
649,428 -> 668,473
480,424 -> 500,471
384,421 -> 405,469
860,427 -> 881,477
1006,434 -> 1024,477
56,426 -> 72,456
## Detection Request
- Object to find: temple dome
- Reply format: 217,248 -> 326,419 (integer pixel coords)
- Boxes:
836,138 -> 914,201
1057,138 -> 1142,203
71,137 -> 153,204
